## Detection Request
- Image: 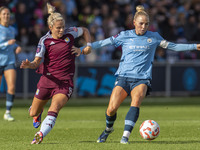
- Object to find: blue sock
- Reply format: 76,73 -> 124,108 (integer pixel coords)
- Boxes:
6,93 -> 15,111
40,111 -> 58,137
105,113 -> 116,132
123,106 -> 139,138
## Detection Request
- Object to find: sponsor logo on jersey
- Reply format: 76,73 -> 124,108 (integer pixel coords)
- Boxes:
113,34 -> 119,38
36,45 -> 41,53
147,38 -> 152,43
73,27 -> 78,32
64,37 -> 70,43
36,89 -> 40,95
129,45 -> 150,49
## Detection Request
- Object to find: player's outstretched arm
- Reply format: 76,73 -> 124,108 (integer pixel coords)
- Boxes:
162,40 -> 198,51
20,57 -> 42,69
0,39 -> 16,49
71,45 -> 92,56
81,27 -> 92,55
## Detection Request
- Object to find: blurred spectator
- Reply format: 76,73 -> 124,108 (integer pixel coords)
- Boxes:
15,2 -> 31,30
16,27 -> 34,63
155,47 -> 166,62
78,5 -> 94,27
177,32 -> 197,60
192,22 -> 200,41
16,27 -> 29,49
62,0 -> 78,17
183,15 -> 197,41
28,23 -> 44,46
5,0 -> 200,63
32,7 -> 44,28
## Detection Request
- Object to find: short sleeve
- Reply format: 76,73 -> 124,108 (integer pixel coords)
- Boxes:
65,27 -> 83,38
35,38 -> 46,58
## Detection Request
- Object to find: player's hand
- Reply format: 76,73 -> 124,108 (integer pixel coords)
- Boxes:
8,39 -> 16,45
82,46 -> 91,55
197,44 -> 200,50
71,46 -> 81,56
20,59 -> 31,69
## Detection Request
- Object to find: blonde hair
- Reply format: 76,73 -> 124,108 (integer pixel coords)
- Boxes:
47,3 -> 64,27
134,5 -> 149,21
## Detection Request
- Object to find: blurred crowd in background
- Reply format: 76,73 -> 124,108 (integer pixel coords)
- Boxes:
1,0 -> 200,63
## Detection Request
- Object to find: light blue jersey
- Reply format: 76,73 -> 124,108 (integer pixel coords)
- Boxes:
0,24 -> 18,66
91,29 -> 197,79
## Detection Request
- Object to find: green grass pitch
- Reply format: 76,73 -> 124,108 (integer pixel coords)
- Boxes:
0,97 -> 200,150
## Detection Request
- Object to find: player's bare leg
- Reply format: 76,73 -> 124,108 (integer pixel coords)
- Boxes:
3,69 -> 16,121
31,94 -> 69,144
120,84 -> 147,144
97,86 -> 127,143
29,97 -> 48,128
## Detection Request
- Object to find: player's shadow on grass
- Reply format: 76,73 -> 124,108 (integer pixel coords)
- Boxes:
80,140 -> 200,144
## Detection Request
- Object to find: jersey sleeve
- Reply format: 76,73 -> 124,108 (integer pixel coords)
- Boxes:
156,32 -> 197,51
110,32 -> 124,47
79,37 -> 113,51
0,26 -> 18,50
35,38 -> 46,58
0,42 -> 18,50
64,27 -> 83,38
92,38 -> 113,49
0,41 -> 9,49
165,42 -> 197,51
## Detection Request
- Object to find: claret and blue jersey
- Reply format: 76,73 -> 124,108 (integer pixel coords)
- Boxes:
35,27 -> 82,81
91,29 -> 197,80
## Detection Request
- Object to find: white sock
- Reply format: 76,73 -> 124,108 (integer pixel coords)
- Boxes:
106,127 -> 113,132
123,131 -> 131,139
40,113 -> 57,137
6,110 -> 11,114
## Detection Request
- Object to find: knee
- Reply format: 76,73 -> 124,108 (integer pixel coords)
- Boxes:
7,85 -> 15,94
29,112 -> 35,117
29,109 -> 37,117
107,106 -> 117,116
131,94 -> 145,107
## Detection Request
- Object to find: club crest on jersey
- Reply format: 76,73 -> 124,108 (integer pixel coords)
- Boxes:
64,37 -> 70,43
36,45 -> 41,53
147,38 -> 152,43
36,89 -> 40,95
73,27 -> 78,32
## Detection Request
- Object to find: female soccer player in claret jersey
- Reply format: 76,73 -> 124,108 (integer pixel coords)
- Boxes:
75,5 -> 200,144
20,3 -> 91,144
0,6 -> 22,121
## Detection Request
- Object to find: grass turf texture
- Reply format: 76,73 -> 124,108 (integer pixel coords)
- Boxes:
0,97 -> 200,150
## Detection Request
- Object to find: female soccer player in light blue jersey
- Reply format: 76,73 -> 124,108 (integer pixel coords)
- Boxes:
0,6 -> 21,121
73,5 -> 200,144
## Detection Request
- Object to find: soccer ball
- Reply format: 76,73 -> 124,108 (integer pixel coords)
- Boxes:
139,120 -> 160,140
